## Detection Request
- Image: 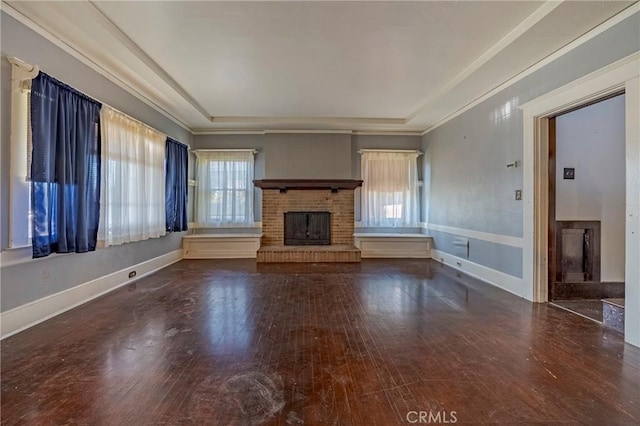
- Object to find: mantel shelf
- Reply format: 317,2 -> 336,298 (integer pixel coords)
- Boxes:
253,179 -> 363,191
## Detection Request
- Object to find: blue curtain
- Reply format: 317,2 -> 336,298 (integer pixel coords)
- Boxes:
30,72 -> 102,258
165,138 -> 189,232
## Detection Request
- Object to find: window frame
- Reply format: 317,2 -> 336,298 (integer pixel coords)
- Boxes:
359,149 -> 422,228
194,150 -> 256,227
7,58 -> 39,249
98,106 -> 167,247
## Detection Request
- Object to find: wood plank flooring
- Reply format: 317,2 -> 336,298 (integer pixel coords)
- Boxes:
2,259 -> 639,425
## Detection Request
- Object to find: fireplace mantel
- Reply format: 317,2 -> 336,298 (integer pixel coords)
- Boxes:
254,179 -> 363,191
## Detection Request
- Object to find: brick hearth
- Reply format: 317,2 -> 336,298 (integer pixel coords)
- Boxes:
254,180 -> 362,263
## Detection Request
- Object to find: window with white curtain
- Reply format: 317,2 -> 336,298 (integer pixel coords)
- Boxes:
360,151 -> 419,227
195,151 -> 254,226
98,106 -> 166,246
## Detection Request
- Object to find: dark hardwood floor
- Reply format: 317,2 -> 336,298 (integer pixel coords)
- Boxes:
2,259 -> 639,425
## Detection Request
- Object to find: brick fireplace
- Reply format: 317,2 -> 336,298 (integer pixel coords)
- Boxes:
254,179 -> 362,262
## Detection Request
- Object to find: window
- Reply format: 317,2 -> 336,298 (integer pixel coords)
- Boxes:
195,151 -> 254,226
8,59 -> 37,249
360,150 -> 420,227
98,106 -> 166,246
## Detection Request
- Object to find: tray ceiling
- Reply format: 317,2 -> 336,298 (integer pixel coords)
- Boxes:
2,1 -> 635,133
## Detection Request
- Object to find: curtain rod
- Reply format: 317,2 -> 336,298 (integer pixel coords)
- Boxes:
357,149 -> 423,156
7,56 -> 191,148
192,149 -> 259,153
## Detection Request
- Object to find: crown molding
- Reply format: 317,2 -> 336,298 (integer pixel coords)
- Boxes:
1,0 -> 194,134
86,1 -> 211,122
352,131 -> 422,136
421,2 -> 640,136
5,0 -> 636,139
408,0 -> 563,122
210,116 -> 406,125
192,129 -> 267,135
263,129 -> 353,134
191,129 -> 423,136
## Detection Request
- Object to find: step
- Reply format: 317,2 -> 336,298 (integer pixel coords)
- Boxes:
257,245 -> 361,263
601,298 -> 625,333
552,281 -> 624,300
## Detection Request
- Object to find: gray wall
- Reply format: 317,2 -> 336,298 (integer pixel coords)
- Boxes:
193,133 -> 423,224
1,12 -> 192,312
423,12 -> 639,278
351,135 -> 423,181
556,95 -> 626,282
265,133 -> 352,179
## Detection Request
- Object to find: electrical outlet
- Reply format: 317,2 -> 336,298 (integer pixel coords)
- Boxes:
515,189 -> 522,200
128,271 -> 137,279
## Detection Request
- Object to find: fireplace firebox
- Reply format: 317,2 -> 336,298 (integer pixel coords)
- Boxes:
284,212 -> 331,245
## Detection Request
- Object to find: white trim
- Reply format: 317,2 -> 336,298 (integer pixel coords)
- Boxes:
1,246 -> 75,268
183,233 -> 262,239
212,117 -> 406,125
520,52 -> 639,347
182,235 -> 261,259
428,223 -> 524,248
86,2 -> 211,121
7,57 -> 38,249
354,233 -> 431,239
624,75 -> 640,347
352,131 -> 422,136
421,4 -> 640,136
5,56 -> 192,150
355,234 -> 432,259
192,148 -> 259,154
0,249 -> 184,339
192,129 -> 266,135
190,221 -> 262,229
191,130 -> 423,136
409,0 -> 562,122
5,0 -> 637,137
264,129 -> 354,134
431,249 -> 524,297
519,53 -> 638,112
358,149 -> 423,156
1,2 -> 194,134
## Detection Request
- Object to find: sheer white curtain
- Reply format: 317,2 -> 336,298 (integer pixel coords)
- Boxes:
196,151 -> 254,226
98,106 -> 166,247
361,151 -> 419,227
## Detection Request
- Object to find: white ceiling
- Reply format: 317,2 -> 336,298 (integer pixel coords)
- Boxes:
3,1 -> 636,133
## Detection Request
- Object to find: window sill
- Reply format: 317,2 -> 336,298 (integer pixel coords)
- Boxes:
191,222 -> 262,229
0,246 -> 76,268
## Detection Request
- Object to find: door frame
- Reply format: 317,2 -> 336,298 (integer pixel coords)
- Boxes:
520,52 -> 639,346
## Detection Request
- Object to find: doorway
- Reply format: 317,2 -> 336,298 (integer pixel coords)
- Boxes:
547,94 -> 626,327
521,53 -> 639,347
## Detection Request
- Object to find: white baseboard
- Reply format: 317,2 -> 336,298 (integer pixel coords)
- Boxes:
1,249 -> 184,339
431,249 -> 524,297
